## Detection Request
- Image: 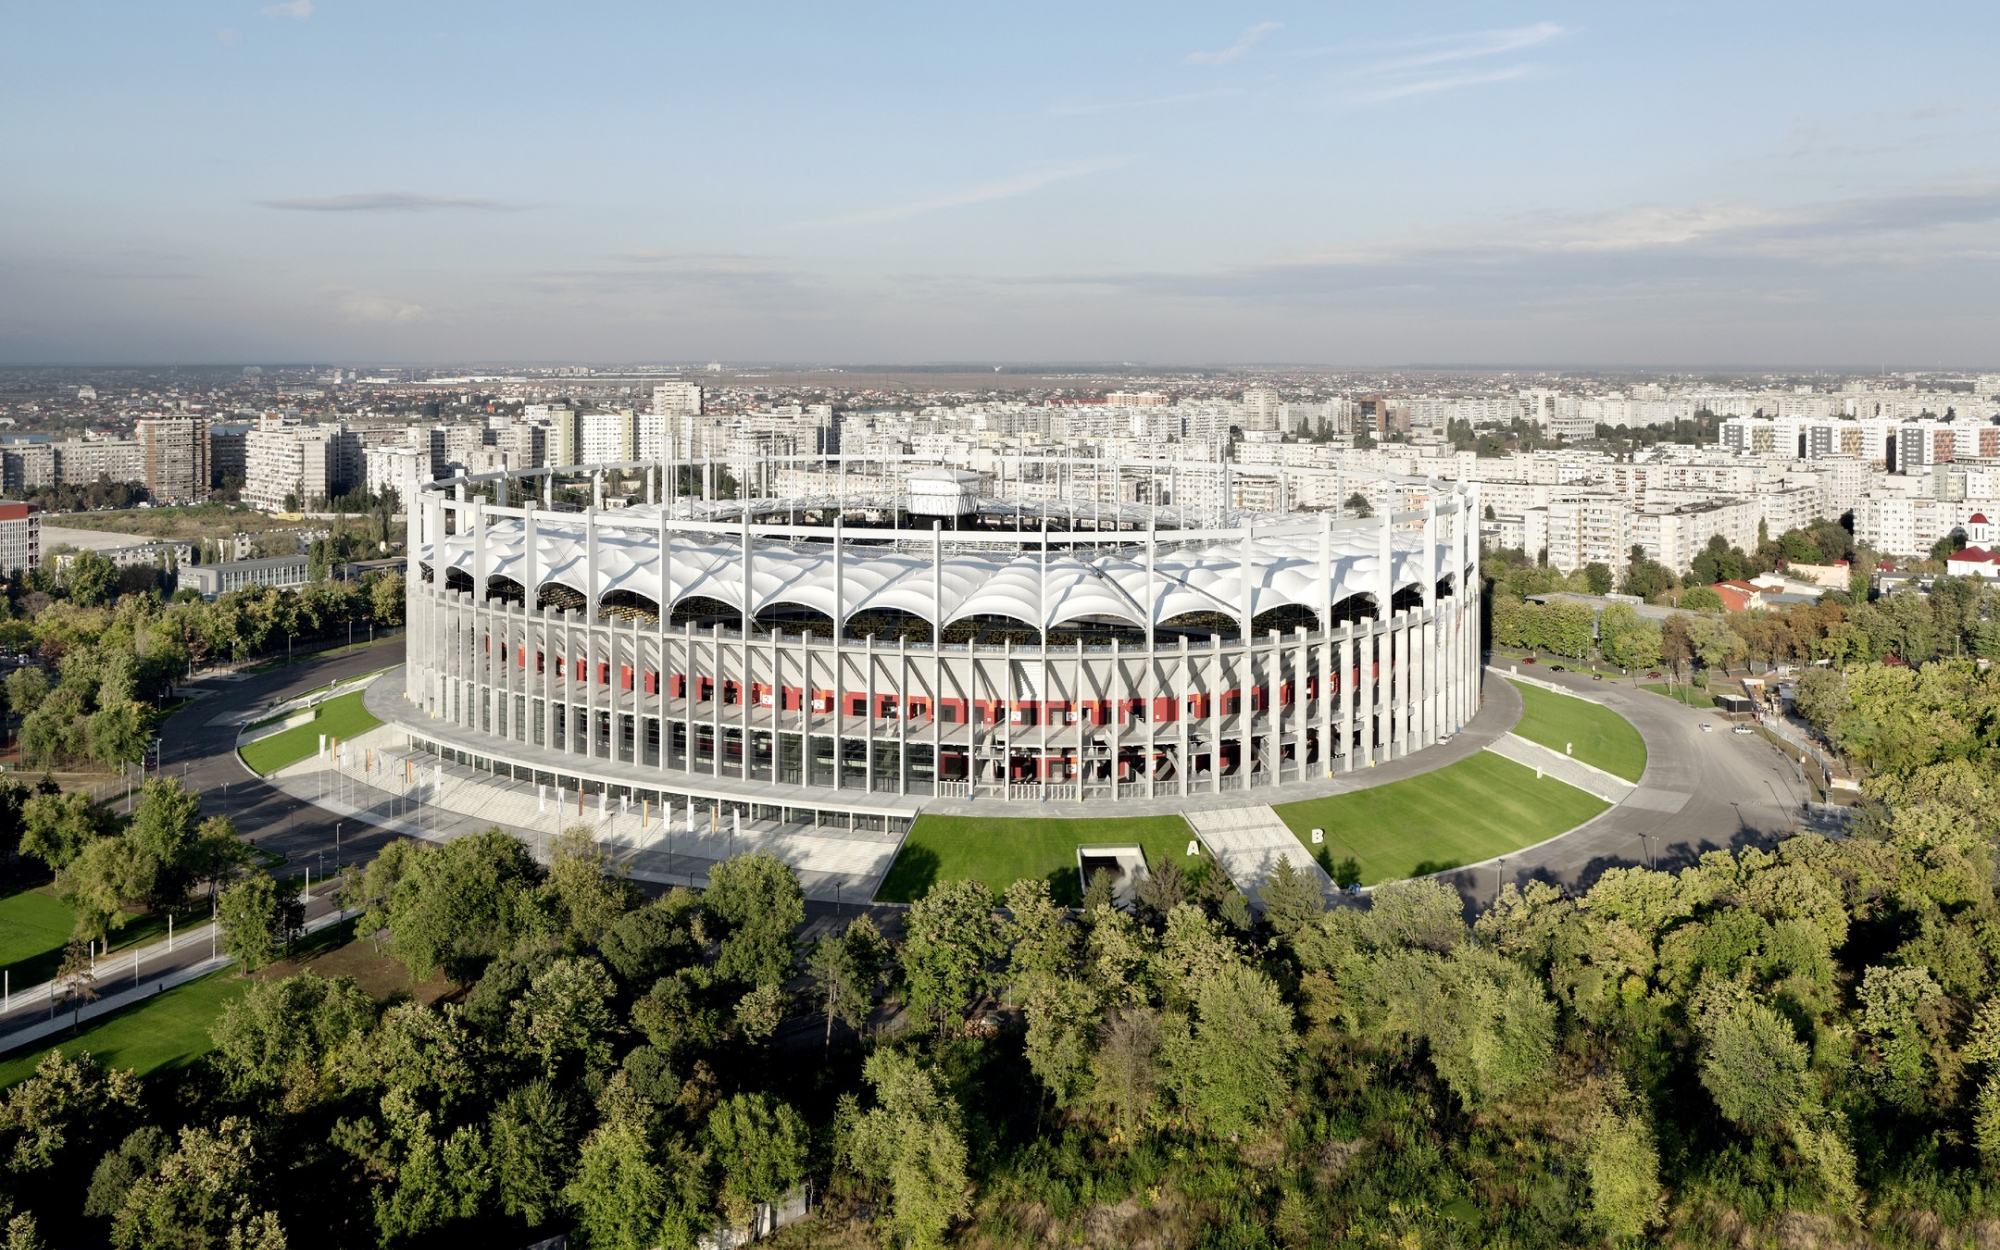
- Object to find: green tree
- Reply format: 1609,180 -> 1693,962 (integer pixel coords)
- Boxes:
208,971 -> 375,1112
3,667 -> 48,719
806,915 -> 886,1049
702,852 -> 804,989
564,1123 -> 707,1250
489,1080 -> 577,1229
541,826 -> 640,947
1023,979 -> 1101,1110
216,875 -> 284,972
1855,964 -> 1946,1112
18,789 -> 101,879
124,777 -> 201,911
1089,1007 -> 1160,1141
1687,613 -> 1749,672
379,828 -> 543,982
1001,877 -> 1078,992
844,1051 -> 971,1250
511,956 -> 619,1079
1698,997 -> 1814,1133
0,1049 -> 141,1175
64,552 -> 119,609
84,1126 -> 171,1222
1162,963 -> 1297,1136
1344,491 -> 1372,517
1258,854 -> 1326,939
84,701 -> 149,771
109,1119 -> 287,1250
1791,667 -> 1846,738
1583,561 -> 1614,595
1584,1089 -> 1665,1239
901,879 -> 1002,1038
702,1093 -> 809,1226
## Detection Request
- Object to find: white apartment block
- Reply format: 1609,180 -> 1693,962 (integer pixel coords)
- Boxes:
363,445 -> 433,507
579,409 -> 635,464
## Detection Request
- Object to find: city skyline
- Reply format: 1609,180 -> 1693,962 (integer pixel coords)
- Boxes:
4,2 -> 1999,365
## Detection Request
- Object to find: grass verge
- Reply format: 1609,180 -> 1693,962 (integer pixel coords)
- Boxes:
0,888 -> 209,989
1641,682 -> 1716,709
1273,752 -> 1610,887
239,689 -> 382,775
1506,680 -> 1648,782
877,814 -> 1198,904
0,972 -> 247,1089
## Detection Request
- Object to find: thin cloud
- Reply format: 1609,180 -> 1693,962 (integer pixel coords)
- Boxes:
327,289 -> 425,323
1315,22 -> 1566,107
796,158 -> 1134,229
1186,22 -> 1281,66
1049,88 -> 1246,117
1342,65 -> 1536,106
259,0 -> 313,19
1006,182 -> 2000,310
258,192 -> 524,213
214,28 -> 244,46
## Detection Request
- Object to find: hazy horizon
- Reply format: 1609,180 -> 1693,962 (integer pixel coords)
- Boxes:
5,2 -> 1997,367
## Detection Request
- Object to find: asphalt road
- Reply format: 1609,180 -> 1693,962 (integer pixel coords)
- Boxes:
1439,665 -> 1812,910
164,639 -> 412,882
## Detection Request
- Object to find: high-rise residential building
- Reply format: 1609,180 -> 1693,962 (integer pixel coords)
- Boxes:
653,382 -> 704,417
1240,387 -> 1280,431
491,421 -> 546,471
364,445 -> 432,509
242,424 -> 362,512
526,403 -> 580,466
209,424 -> 249,488
0,502 -> 41,573
136,416 -> 211,503
580,408 -> 635,464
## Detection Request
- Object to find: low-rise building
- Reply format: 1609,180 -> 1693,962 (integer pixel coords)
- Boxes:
177,554 -> 312,598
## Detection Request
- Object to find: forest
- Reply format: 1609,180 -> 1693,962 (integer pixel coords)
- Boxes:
0,646 -> 1995,1247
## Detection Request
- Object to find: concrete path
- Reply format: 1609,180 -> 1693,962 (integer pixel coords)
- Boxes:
1184,806 -> 1333,904
265,698 -> 903,904
0,905 -> 354,1054
1483,733 -> 1638,804
1432,663 -> 1815,911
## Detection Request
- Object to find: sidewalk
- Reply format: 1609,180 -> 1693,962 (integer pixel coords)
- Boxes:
1482,734 -> 1638,804
0,903 -> 354,1054
264,709 -> 903,904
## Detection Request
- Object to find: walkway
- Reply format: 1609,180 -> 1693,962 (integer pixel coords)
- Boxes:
1184,806 -> 1334,904
0,904 -> 354,1054
1483,733 -> 1638,804
263,684 -> 903,903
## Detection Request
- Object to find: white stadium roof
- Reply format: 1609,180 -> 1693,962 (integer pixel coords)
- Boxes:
429,506 -> 1467,632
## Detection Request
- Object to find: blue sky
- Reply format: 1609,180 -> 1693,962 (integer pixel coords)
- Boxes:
3,2 -> 1997,366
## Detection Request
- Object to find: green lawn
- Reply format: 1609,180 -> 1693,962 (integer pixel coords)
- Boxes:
1641,682 -> 1716,709
0,888 -> 206,989
239,689 -> 382,775
877,814 -> 1200,904
1273,752 -> 1610,887
1506,680 -> 1648,782
0,971 -> 248,1089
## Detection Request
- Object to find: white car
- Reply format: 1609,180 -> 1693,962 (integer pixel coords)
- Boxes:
1699,723 -> 1714,733
1733,724 -> 1755,735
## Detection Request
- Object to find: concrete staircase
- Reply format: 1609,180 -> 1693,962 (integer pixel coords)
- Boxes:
1183,805 -> 1334,905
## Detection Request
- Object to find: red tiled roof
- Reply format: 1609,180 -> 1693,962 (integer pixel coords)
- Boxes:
1949,546 -> 2000,564
1971,513 -> 1989,524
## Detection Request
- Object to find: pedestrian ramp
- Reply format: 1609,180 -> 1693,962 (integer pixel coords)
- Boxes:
1183,806 -> 1333,906
270,724 -> 902,904
1484,734 -> 1638,804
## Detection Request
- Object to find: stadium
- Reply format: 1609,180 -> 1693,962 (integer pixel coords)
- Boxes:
396,456 -> 1481,827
